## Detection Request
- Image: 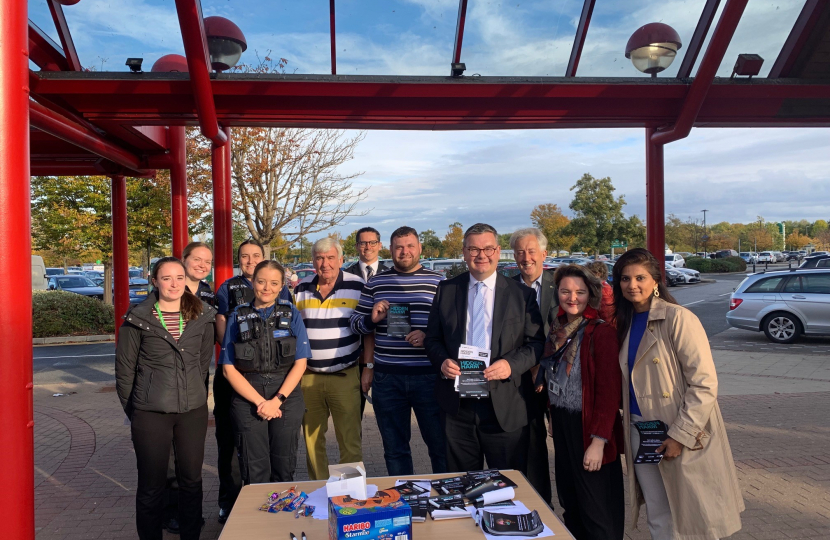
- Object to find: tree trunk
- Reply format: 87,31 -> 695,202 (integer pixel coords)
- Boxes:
103,260 -> 113,306
263,244 -> 272,260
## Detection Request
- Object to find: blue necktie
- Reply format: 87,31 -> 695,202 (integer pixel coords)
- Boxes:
471,281 -> 487,349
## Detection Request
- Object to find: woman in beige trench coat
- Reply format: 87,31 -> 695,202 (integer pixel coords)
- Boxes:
612,249 -> 744,540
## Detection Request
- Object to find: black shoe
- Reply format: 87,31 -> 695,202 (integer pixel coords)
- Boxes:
163,517 -> 180,534
218,507 -> 230,525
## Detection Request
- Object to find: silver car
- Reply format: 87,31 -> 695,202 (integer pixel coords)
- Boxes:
726,269 -> 830,343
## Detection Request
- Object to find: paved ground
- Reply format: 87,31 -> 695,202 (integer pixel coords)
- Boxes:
31,276 -> 830,540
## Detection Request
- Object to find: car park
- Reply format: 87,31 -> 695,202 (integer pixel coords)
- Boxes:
665,266 -> 684,287
726,269 -> 830,344
47,275 -> 105,300
665,253 -> 685,268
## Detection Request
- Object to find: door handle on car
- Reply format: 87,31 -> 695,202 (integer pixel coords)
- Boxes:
791,295 -> 806,299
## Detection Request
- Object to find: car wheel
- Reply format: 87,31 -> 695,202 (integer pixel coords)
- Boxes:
762,312 -> 802,344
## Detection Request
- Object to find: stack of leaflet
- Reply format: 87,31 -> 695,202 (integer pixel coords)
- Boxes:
388,480 -> 431,522
426,469 -> 518,521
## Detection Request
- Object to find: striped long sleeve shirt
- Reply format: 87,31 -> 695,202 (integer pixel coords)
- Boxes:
295,271 -> 365,373
350,266 -> 444,375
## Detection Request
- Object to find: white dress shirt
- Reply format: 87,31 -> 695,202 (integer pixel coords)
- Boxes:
465,271 -> 498,351
358,260 -> 380,281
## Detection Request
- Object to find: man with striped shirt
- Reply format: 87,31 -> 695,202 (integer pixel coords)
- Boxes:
350,226 -> 447,475
295,237 -> 365,480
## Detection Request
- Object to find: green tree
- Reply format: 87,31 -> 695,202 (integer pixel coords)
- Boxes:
443,222 -> 464,258
342,230 -> 359,258
530,203 -> 575,256
32,175 -> 172,304
812,219 -> 828,238
497,233 -> 512,250
419,229 -> 442,258
567,174 -> 627,254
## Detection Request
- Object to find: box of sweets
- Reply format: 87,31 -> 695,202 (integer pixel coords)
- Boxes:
328,489 -> 413,540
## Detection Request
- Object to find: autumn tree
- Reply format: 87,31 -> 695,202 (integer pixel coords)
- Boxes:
530,203 -> 575,256
419,229 -> 442,258
786,230 -> 812,250
567,174 -> 627,254
32,175 -> 172,304
443,222 -> 464,258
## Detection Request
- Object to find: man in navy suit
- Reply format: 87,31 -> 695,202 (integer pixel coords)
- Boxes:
425,223 -> 545,473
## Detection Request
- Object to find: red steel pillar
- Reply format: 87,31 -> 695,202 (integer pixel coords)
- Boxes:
112,175 -> 130,338
0,0 -> 35,537
170,126 -> 189,258
213,126 -> 233,294
646,127 -> 666,280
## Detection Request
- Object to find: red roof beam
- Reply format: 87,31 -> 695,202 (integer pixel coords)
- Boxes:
452,0 -> 469,68
28,20 -> 67,71
47,0 -> 81,71
173,0 -> 228,146
769,0 -> 825,79
29,100 -> 151,175
565,0 -> 596,77
676,0 -> 721,78
651,0 -> 748,145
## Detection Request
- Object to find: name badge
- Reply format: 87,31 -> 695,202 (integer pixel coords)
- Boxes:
273,330 -> 290,338
548,380 -> 560,396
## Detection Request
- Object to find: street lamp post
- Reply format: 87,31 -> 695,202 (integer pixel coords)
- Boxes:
701,209 -> 708,255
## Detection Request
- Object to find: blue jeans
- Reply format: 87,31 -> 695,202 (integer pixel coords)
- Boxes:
372,371 -> 447,476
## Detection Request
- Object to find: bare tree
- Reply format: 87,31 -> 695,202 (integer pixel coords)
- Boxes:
229,127 -> 369,258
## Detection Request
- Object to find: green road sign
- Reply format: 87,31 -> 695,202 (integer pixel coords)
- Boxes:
96,259 -> 101,264
611,241 -> 628,249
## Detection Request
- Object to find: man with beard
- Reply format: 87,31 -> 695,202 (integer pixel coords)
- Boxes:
350,226 -> 447,475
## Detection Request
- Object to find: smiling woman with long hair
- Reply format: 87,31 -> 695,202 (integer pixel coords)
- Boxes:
537,264 -> 624,540
613,248 -> 743,540
115,257 -> 217,540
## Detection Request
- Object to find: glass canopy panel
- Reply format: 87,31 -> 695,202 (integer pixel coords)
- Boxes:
334,0 -> 456,75
577,0 -> 709,78
703,0 -> 807,78
460,0 -> 585,76
28,0 -> 61,45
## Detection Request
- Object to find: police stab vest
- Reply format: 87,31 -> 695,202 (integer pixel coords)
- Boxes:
232,301 -> 297,375
226,276 -> 255,313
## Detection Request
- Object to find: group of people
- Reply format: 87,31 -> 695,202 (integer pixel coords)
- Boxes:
115,223 -> 744,540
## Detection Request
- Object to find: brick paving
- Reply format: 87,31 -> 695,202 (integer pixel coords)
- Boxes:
32,348 -> 830,540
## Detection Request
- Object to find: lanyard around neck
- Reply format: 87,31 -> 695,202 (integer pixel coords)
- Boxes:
155,303 -> 184,336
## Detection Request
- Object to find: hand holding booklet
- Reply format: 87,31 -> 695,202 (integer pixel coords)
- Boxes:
456,344 -> 491,398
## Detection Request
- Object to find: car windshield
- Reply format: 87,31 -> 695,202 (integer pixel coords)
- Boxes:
665,255 -> 674,261
128,270 -> 143,278
56,277 -> 95,288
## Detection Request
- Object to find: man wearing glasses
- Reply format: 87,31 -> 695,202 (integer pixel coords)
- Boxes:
425,223 -> 545,473
345,227 -> 389,281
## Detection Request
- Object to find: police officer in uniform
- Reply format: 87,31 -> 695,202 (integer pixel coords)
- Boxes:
214,240 -> 291,520
219,260 -> 311,483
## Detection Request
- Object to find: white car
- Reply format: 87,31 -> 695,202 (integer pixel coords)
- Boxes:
665,253 -> 685,268
757,251 -> 774,263
674,267 -> 701,284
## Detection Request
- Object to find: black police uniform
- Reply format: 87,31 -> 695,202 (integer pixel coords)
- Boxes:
213,276 -> 253,516
228,301 -> 305,484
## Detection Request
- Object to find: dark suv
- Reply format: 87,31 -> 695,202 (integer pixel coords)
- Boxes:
713,249 -> 739,259
799,254 -> 830,269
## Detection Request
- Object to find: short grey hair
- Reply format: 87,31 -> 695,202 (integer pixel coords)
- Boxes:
312,237 -> 343,259
509,228 -> 548,251
463,223 -> 498,246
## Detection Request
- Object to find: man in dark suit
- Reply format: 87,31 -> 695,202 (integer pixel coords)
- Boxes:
344,226 -> 389,416
510,228 -> 559,506
344,227 -> 389,281
425,223 -> 545,473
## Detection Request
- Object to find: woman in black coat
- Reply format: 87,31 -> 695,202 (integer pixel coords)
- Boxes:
116,257 -> 216,540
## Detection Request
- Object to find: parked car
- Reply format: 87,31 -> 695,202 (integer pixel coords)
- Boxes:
294,269 -> 318,280
553,257 -> 592,265
675,252 -> 694,260
726,269 -> 830,344
127,277 -> 150,304
430,259 -> 465,275
47,275 -> 105,300
757,252 -> 775,263
665,253 -> 685,268
799,254 -> 830,269
665,266 -> 684,287
739,252 -> 757,264
785,252 -> 800,261
713,249 -> 739,259
45,267 -> 65,276
771,251 -> 785,263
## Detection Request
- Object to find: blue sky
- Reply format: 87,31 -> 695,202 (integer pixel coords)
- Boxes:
29,0 -> 828,241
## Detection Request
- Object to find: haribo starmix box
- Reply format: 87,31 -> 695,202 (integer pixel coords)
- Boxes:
327,488 -> 412,540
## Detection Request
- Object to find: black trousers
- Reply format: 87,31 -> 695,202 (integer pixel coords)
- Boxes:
230,372 -> 305,484
549,406 -> 624,540
442,397 -> 529,474
131,404 -> 208,540
213,368 -> 242,511
527,394 -> 553,506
